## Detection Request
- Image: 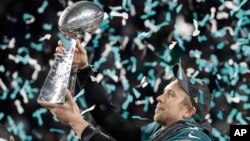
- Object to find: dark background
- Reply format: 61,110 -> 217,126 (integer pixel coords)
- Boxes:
0,0 -> 249,140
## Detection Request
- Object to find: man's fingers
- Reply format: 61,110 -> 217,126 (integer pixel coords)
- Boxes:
76,40 -> 85,54
65,89 -> 74,103
56,47 -> 64,54
37,100 -> 59,108
58,40 -> 63,46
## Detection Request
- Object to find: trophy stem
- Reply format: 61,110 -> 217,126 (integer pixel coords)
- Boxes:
38,39 -> 77,103
68,65 -> 78,96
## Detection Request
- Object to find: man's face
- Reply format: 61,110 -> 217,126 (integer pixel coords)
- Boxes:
154,80 -> 190,126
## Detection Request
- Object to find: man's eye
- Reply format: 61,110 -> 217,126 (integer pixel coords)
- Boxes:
169,91 -> 174,96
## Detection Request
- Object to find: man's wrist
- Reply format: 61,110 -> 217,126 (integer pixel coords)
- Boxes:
70,116 -> 89,137
78,64 -> 89,70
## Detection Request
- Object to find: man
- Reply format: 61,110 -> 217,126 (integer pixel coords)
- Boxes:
38,40 -> 214,141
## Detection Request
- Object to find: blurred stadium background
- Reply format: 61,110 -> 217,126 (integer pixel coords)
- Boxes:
0,0 -> 249,140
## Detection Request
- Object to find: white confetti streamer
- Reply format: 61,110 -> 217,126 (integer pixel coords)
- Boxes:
120,36 -> 129,50
216,12 -> 229,20
14,100 -> 24,114
224,1 -> 239,11
109,6 -> 123,10
169,41 -> 177,49
8,38 -> 15,49
192,19 -> 200,36
39,34 -> 51,41
110,11 -> 128,19
147,43 -> 155,51
28,58 -> 41,80
20,88 -> 29,104
153,78 -> 161,93
81,105 -> 96,115
144,20 -> 158,32
0,79 -> 7,91
134,38 -> 145,50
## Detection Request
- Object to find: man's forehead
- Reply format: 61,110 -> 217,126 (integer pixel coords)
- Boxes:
164,80 -> 179,90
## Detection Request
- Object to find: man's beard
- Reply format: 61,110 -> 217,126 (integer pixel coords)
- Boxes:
154,113 -> 167,126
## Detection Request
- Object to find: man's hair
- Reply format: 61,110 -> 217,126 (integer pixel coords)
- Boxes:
174,80 -> 193,109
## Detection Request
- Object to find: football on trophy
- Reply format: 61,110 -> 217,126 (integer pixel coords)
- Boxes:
58,1 -> 104,38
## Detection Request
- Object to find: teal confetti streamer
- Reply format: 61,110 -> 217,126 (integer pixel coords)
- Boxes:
10,87 -> 21,100
131,115 -> 148,120
217,111 -> 223,120
67,130 -> 79,141
0,112 -> 4,121
3,36 -> 10,43
212,128 -> 229,141
7,116 -> 33,141
143,97 -> 149,112
42,23 -> 52,31
243,103 -> 250,109
216,42 -> 224,49
49,128 -> 65,134
197,35 -> 207,43
176,4 -> 183,13
16,47 -> 30,64
22,80 -> 39,99
242,45 -> 250,57
236,112 -> 247,125
57,33 -> 72,49
94,56 -> 107,69
227,108 -> 238,123
165,12 -> 171,22
74,89 -> 85,101
130,56 -> 137,73
92,34 -> 102,48
0,44 -> 7,50
189,49 -> 202,58
162,44 -> 172,62
212,29 -> 226,38
136,73 -> 143,81
219,0 -> 224,3
239,84 -> 250,94
101,82 -> 116,94
32,108 -> 47,126
168,1 -> 178,11
198,14 -> 210,27
93,0 -> 103,9
173,33 -> 185,51
121,111 -> 129,119
132,88 -> 141,99
38,0 -> 48,13
0,90 -> 8,100
199,89 -> 205,105
23,13 -> 33,22
78,97 -> 87,109
239,0 -> 248,8
122,94 -> 133,110
25,33 -> 31,39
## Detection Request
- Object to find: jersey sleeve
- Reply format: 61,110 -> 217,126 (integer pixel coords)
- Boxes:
77,66 -> 141,141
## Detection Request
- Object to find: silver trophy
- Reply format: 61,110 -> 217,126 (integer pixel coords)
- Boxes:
37,1 -> 104,103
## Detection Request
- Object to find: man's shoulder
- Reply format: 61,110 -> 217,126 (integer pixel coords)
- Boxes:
141,122 -> 161,133
168,127 -> 212,141
165,124 -> 213,141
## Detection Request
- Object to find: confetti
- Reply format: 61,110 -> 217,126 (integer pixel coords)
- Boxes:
0,0 -> 249,140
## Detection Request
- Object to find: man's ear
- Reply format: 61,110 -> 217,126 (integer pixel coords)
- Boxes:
190,107 -> 196,116
183,107 -> 196,118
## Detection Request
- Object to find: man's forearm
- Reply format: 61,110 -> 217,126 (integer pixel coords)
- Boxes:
77,66 -> 141,141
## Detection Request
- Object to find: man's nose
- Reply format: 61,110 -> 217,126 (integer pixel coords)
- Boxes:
156,94 -> 163,102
